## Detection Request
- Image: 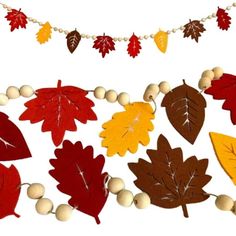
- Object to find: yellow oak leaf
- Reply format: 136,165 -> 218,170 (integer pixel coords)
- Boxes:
36,22 -> 52,44
154,30 -> 168,53
209,132 -> 236,184
100,102 -> 155,157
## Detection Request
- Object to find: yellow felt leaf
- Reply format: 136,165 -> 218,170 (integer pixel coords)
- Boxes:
100,102 -> 155,157
154,30 -> 168,53
209,132 -> 236,184
36,22 -> 52,44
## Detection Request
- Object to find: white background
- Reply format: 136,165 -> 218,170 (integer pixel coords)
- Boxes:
0,0 -> 236,235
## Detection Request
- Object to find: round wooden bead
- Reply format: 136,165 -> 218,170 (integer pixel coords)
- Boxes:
105,90 -> 117,103
27,183 -> 45,199
198,77 -> 212,90
108,177 -> 125,194
118,92 -> 130,106
6,86 -> 20,99
0,93 -> 9,106
143,84 -> 159,102
55,204 -> 73,222
215,194 -> 234,211
212,67 -> 224,80
159,81 -> 171,94
117,189 -> 134,207
20,85 -> 34,98
201,70 -> 214,80
35,198 -> 53,215
94,86 -> 106,99
133,192 -> 151,209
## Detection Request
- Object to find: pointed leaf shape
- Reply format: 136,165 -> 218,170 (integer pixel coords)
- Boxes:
161,80 -> 206,144
0,112 -> 31,161
100,102 -> 154,157
36,22 -> 52,44
5,9 -> 27,32
127,33 -> 142,58
154,30 -> 168,53
0,164 -> 21,219
183,20 -> 205,42
129,134 -> 211,217
66,29 -> 81,53
216,7 -> 231,30
19,80 -> 97,146
49,140 -> 108,224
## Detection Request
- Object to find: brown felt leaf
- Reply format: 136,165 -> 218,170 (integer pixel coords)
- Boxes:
128,134 -> 211,217
66,29 -> 81,53
183,20 -> 205,42
161,80 -> 206,144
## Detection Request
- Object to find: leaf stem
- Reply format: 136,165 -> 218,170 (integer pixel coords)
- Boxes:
57,80 -> 62,88
181,204 -> 189,218
94,215 -> 101,224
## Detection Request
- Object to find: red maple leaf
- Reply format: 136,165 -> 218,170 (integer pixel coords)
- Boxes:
0,164 -> 21,219
127,33 -> 142,58
5,9 -> 28,32
216,7 -> 231,30
93,33 -> 115,57
50,140 -> 108,224
19,80 -> 97,146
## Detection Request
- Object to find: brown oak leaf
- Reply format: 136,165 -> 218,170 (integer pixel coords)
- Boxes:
183,20 -> 205,42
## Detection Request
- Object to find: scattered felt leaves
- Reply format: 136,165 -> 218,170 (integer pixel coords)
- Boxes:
127,34 -> 142,58
216,7 -> 231,30
93,34 -> 115,57
66,29 -> 81,53
154,30 -> 168,53
36,22 -> 52,44
183,20 -> 205,42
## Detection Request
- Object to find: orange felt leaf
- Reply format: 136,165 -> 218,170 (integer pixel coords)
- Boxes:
154,30 -> 168,53
36,22 -> 52,44
100,102 -> 155,157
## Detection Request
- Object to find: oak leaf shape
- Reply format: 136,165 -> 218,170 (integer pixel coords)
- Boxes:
66,29 -> 81,53
127,33 -> 142,58
216,7 -> 231,30
36,22 -> 52,44
183,20 -> 205,42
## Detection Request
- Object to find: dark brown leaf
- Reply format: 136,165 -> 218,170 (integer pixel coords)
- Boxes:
183,20 -> 205,42
128,134 -> 211,217
66,29 -> 81,53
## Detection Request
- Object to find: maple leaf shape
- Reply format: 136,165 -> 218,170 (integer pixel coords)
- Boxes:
100,102 -> 155,157
36,22 -> 52,44
19,80 -> 97,146
127,34 -> 142,58
93,33 -> 115,58
183,20 -> 205,42
129,134 -> 211,217
216,7 -> 231,30
161,80 -> 206,144
205,73 -> 236,125
49,140 -> 108,224
0,164 -> 21,219
5,9 -> 28,32
66,29 -> 81,53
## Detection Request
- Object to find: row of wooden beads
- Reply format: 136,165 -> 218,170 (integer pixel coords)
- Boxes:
215,194 -> 236,214
107,177 -> 151,209
0,85 -> 34,106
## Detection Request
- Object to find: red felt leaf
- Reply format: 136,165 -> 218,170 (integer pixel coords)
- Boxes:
127,33 -> 142,58
0,112 -> 31,161
0,164 -> 21,219
49,140 -> 108,224
216,7 -> 231,30
5,9 -> 28,32
19,80 -> 97,146
93,34 -> 115,58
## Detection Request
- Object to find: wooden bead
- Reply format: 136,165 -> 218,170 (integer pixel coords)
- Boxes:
133,192 -> 151,209
6,86 -> 20,99
27,183 -> 45,199
94,86 -> 106,99
215,194 -> 234,211
105,90 -> 117,103
143,84 -> 159,102
0,93 -> 9,106
55,204 -> 73,222
108,177 -> 125,194
212,67 -> 224,80
117,92 -> 130,106
117,189 -> 134,207
35,198 -> 53,215
201,70 -> 214,80
20,85 -> 34,98
198,77 -> 212,90
159,81 -> 171,94
231,201 -> 236,215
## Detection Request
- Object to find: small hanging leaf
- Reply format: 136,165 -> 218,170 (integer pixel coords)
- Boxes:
154,30 -> 168,53
183,20 -> 205,42
127,33 -> 142,58
36,22 -> 52,44
216,7 -> 231,30
66,29 -> 81,53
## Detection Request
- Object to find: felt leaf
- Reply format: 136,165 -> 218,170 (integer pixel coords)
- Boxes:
19,80 -> 97,146
66,29 -> 81,53
93,34 -> 115,58
183,20 -> 205,42
216,7 -> 231,30
49,140 -> 108,224
154,30 -> 168,53
205,73 -> 236,125
209,132 -> 236,185
0,112 -> 31,161
0,164 -> 21,219
36,22 -> 52,44
161,80 -> 206,144
129,134 -> 211,217
5,9 -> 28,32
127,33 -> 142,58
100,102 -> 154,157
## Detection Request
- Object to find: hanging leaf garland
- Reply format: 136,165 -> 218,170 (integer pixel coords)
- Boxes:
216,7 -> 231,30
36,22 -> 52,44
154,30 -> 168,53
127,34 -> 142,58
183,20 -> 206,42
66,29 -> 81,53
